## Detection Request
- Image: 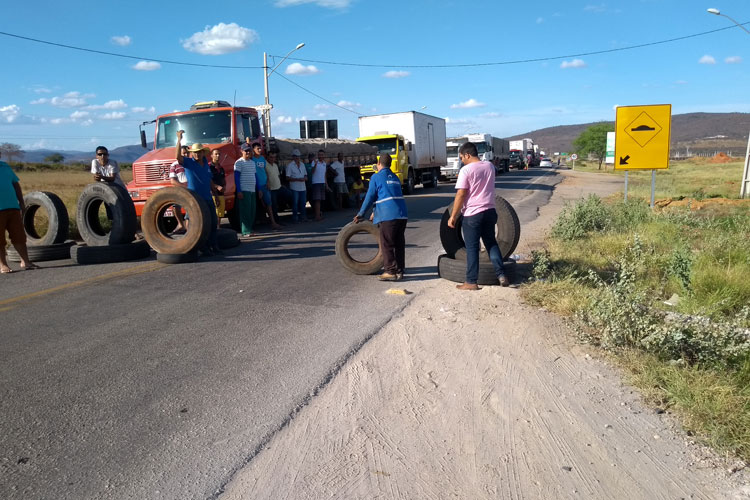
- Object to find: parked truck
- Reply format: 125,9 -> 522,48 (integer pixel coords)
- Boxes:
127,100 -> 377,229
441,136 -> 466,181
357,111 -> 447,194
466,133 -> 510,173
509,139 -> 533,169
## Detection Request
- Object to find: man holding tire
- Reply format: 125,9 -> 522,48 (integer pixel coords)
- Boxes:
448,142 -> 509,290
354,154 -> 408,281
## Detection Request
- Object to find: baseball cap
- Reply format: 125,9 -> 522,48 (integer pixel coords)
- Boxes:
291,149 -> 301,157
241,143 -> 253,152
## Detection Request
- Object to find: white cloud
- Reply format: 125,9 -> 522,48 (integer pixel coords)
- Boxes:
88,99 -> 127,110
480,112 -> 501,118
698,55 -> 716,65
725,56 -> 742,64
536,17 -> 544,23
313,104 -> 330,111
30,98 -> 49,105
450,98 -> 485,109
100,112 -> 127,120
133,61 -> 161,71
560,58 -> 587,69
276,115 -> 293,124
32,87 -> 52,94
132,106 -> 156,113
81,119 -> 94,127
0,104 -> 22,123
48,91 -> 93,108
675,80 -> 688,85
70,110 -> 90,119
111,35 -> 131,46
382,70 -> 410,78
583,3 -> 606,12
181,23 -> 258,55
285,62 -> 320,75
275,0 -> 351,8
337,100 -> 360,108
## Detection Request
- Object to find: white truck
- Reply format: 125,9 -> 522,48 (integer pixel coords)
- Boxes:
357,111 -> 447,194
466,133 -> 510,174
442,136 -> 466,181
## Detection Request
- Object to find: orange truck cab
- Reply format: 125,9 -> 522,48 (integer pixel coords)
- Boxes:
127,100 -> 264,228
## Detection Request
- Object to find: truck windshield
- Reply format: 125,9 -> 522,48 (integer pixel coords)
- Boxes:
475,142 -> 489,154
156,111 -> 232,149
360,138 -> 398,155
509,151 -> 522,159
446,146 -> 459,156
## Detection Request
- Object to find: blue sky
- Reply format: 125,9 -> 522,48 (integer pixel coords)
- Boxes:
1,0 -> 748,152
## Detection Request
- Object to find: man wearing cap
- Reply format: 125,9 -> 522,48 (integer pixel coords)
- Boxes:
354,154 -> 408,281
234,143 -> 258,236
175,131 -> 220,255
285,149 -> 308,223
251,142 -> 281,230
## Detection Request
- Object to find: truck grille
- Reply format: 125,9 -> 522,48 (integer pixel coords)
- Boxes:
133,160 -> 172,185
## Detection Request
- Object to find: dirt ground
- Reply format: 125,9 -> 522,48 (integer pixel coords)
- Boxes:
219,169 -> 750,500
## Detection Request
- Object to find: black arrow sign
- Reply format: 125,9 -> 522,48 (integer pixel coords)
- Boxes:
619,155 -> 630,165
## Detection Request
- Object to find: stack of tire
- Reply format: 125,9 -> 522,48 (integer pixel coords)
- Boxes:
6,191 -> 75,263
71,183 -> 150,265
140,187 -> 239,264
437,195 -> 521,285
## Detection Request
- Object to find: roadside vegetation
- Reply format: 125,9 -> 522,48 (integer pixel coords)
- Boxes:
522,162 -> 750,460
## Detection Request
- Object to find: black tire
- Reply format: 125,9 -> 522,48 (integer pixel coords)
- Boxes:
70,240 -> 151,265
439,194 -> 521,259
437,254 -> 506,286
76,183 -> 138,246
404,169 -> 415,195
6,240 -> 75,262
23,191 -> 69,245
335,221 -> 383,275
217,228 -> 240,249
141,187 -> 211,254
422,169 -> 436,188
156,251 -> 199,264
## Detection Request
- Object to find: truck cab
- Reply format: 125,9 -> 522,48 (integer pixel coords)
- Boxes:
442,138 -> 464,181
127,100 -> 263,224
356,134 -> 409,184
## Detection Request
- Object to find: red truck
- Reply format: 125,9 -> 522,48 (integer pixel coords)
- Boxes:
127,100 -> 263,228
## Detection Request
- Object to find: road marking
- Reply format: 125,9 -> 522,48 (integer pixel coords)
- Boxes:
0,261 -> 165,309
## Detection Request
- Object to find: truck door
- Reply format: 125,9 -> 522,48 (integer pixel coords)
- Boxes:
428,122 -> 435,162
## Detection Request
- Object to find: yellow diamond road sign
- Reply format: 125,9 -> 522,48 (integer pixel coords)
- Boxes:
615,104 -> 671,170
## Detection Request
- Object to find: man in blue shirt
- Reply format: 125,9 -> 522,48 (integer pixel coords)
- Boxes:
1,152 -> 38,272
354,154 -> 408,281
175,130 -> 220,255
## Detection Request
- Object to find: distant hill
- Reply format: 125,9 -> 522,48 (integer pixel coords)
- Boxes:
21,143 -> 153,164
507,112 -> 750,157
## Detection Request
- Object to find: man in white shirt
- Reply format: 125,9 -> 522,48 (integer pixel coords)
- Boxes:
330,152 -> 347,210
90,146 -> 125,188
285,149 -> 308,223
310,149 -> 330,221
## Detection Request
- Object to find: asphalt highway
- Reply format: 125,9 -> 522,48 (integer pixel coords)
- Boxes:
0,167 -> 562,500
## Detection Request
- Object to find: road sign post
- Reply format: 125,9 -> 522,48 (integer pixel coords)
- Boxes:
615,104 -> 672,206
570,153 -> 578,170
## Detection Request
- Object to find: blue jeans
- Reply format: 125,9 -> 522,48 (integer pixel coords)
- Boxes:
291,189 -> 307,222
462,209 -> 505,284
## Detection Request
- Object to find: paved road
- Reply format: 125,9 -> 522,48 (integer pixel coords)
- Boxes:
0,168 -> 561,500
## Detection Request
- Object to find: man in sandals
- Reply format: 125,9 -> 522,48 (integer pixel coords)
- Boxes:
0,151 -> 38,273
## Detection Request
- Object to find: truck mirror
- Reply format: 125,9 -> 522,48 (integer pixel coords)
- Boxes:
391,148 -> 396,153
140,130 -> 147,149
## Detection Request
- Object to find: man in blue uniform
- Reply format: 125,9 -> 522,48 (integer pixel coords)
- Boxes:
354,154 -> 408,281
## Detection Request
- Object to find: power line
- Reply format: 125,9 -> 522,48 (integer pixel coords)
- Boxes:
0,31 -> 263,69
272,21 -> 750,69
275,73 -> 362,115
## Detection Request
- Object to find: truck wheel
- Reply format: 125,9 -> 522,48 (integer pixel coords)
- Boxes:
70,240 -> 151,265
156,251 -> 199,264
439,194 -> 521,258
141,187 -> 211,254
422,170 -> 435,188
404,169 -> 415,195
6,240 -> 75,262
76,183 -> 138,246
437,254 -> 507,286
22,191 -> 69,246
335,221 -> 383,275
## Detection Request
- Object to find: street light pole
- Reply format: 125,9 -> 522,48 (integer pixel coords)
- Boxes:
707,8 -> 750,34
263,43 -> 305,140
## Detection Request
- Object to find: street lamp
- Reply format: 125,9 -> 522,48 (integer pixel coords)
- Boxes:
706,8 -> 750,34
263,43 -> 305,139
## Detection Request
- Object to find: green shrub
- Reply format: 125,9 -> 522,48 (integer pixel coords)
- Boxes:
551,194 -> 611,240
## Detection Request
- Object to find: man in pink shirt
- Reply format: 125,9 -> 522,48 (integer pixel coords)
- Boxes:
448,141 -> 509,290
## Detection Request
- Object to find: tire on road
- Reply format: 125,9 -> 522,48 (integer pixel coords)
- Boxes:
23,191 -> 69,246
6,240 -> 75,262
156,251 -> 199,264
437,253 -> 506,286
439,194 -> 521,259
217,228 -> 240,249
76,183 -> 138,246
335,221 -> 383,275
70,240 -> 151,265
141,187 -> 211,254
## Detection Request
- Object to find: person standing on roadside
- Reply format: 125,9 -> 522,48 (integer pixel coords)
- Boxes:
354,154 -> 408,281
265,150 -> 287,224
330,152 -> 347,210
285,149 -> 308,223
448,141 -> 508,290
175,131 -> 221,255
209,148 -> 226,228
91,146 -> 126,188
251,142 -> 281,230
234,143 -> 257,237
310,149 -> 329,221
0,151 -> 39,273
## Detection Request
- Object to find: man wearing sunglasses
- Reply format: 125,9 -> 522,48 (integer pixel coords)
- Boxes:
91,146 -> 125,188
